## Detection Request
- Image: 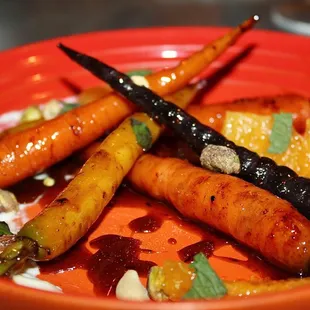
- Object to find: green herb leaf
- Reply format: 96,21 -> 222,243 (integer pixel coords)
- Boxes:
130,118 -> 152,151
183,253 -> 227,299
126,69 -> 152,77
60,102 -> 80,115
0,222 -> 13,236
268,113 -> 293,154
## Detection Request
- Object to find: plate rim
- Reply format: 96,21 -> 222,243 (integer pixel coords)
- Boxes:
0,26 -> 310,310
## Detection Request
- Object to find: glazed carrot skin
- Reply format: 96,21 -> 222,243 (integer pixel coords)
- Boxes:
0,95 -> 135,189
225,278 -> 310,297
58,43 -> 310,219
0,83 -> 202,270
187,94 -> 310,134
0,18 -> 256,189
128,154 -> 310,274
80,94 -> 310,164
16,114 -> 160,261
78,83 -> 203,162
147,15 -> 259,95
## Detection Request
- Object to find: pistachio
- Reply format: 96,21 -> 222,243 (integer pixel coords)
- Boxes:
147,266 -> 169,301
20,106 -> 43,124
200,145 -> 241,175
43,177 -> 55,187
0,189 -> 19,213
42,99 -> 63,120
131,75 -> 150,88
116,270 -> 150,301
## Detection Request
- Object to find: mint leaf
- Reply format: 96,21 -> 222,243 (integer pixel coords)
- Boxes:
126,69 -> 152,77
130,118 -> 152,151
0,222 -> 13,236
268,113 -> 293,154
183,253 -> 227,299
60,102 -> 80,115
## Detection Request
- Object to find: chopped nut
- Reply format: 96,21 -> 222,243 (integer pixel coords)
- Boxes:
20,106 -> 43,124
147,266 -> 168,301
42,99 -> 63,120
131,76 -> 150,88
116,270 -> 150,301
43,177 -> 55,187
0,189 -> 19,213
200,145 -> 241,174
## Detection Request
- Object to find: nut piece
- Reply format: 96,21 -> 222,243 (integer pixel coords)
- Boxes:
147,266 -> 169,301
43,177 -> 55,187
116,270 -> 150,301
200,145 -> 241,175
42,99 -> 63,120
131,76 -> 150,88
20,106 -> 43,124
0,189 -> 19,213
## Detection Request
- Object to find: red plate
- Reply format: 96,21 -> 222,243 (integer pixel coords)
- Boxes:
0,27 -> 310,310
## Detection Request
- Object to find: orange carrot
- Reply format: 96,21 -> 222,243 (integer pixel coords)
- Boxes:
147,15 -> 258,95
187,94 -> 310,134
128,154 -> 310,274
0,17 -> 256,189
0,84 -> 200,189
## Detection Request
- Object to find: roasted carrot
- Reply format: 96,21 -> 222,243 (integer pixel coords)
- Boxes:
225,278 -> 310,297
0,19 -> 256,189
187,94 -> 310,134
148,259 -> 310,301
78,85 -> 112,105
128,154 -> 310,274
0,81 -> 201,275
0,119 -> 45,139
80,94 -> 310,166
0,95 -> 135,189
78,83 -> 204,162
64,46 -> 310,219
146,15 -> 259,95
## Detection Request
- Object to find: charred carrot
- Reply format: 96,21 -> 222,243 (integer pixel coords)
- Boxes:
80,94 -> 310,165
187,94 -> 310,134
0,20 -> 256,189
0,82 -> 201,275
128,154 -> 310,274
60,45 -> 310,218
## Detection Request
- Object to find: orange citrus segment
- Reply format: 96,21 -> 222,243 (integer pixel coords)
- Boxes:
222,112 -> 310,178
162,261 -> 195,301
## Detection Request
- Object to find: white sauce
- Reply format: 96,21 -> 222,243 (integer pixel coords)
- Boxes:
12,266 -> 62,293
0,95 -> 76,293
0,210 -> 19,233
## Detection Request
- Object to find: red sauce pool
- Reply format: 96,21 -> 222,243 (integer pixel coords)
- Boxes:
9,154 -> 289,297
128,214 -> 163,233
178,240 -> 215,262
40,234 -> 156,296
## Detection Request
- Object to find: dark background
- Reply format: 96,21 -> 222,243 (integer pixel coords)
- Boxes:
0,0 -> 306,51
